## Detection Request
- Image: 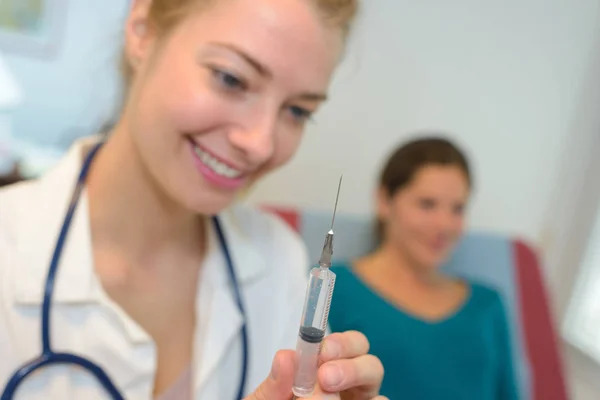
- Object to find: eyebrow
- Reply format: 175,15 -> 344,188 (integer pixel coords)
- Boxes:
207,41 -> 328,102
208,41 -> 272,77
298,92 -> 328,102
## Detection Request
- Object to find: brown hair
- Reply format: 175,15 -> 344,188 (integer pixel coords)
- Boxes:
376,136 -> 472,242
120,0 -> 359,85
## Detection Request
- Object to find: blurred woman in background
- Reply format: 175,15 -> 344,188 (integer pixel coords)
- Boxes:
328,137 -> 519,400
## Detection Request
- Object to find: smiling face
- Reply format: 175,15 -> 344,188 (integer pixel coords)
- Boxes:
378,165 -> 470,271
120,0 -> 344,214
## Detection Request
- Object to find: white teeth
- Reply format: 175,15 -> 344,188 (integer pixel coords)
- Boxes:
194,146 -> 242,179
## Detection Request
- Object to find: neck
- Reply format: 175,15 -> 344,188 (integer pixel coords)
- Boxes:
87,123 -> 204,262
367,241 -> 445,289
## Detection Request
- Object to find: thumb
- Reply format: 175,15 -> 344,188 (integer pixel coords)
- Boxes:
245,350 -> 295,400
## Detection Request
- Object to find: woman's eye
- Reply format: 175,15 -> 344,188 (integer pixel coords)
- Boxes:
212,69 -> 246,91
287,106 -> 313,123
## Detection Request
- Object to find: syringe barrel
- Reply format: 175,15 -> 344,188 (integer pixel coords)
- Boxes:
298,267 -> 336,331
292,267 -> 336,398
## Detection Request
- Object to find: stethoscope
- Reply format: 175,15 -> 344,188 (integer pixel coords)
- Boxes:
1,142 -> 249,400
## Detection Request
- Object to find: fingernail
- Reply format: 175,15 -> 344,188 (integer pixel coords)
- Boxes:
322,340 -> 341,359
270,357 -> 280,380
322,364 -> 343,388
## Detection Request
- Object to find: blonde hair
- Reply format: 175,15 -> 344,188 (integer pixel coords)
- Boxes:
121,0 -> 359,84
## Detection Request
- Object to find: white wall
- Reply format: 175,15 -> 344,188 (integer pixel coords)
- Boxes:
544,29 -> 600,400
3,0 -> 126,148
564,344 -> 600,400
247,0 -> 600,251
542,31 -> 600,313
0,51 -> 23,174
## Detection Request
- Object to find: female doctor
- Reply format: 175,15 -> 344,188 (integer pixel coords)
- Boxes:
0,0 -> 385,399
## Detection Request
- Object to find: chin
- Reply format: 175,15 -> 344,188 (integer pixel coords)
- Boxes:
163,179 -> 237,216
416,260 -> 442,272
413,251 -> 448,271
188,191 -> 239,216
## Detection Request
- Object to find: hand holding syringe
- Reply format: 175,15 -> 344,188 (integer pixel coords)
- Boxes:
292,176 -> 343,398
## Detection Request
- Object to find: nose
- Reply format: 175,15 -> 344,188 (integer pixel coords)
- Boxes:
436,209 -> 459,233
228,115 -> 276,167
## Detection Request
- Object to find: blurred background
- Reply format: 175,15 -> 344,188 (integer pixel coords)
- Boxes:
1,1 -> 599,398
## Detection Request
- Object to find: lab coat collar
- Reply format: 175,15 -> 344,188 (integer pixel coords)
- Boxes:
192,205 -> 269,393
193,225 -> 244,395
209,206 -> 268,285
12,136 -> 100,306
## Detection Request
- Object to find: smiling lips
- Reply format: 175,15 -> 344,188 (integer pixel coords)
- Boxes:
188,138 -> 248,190
428,237 -> 450,253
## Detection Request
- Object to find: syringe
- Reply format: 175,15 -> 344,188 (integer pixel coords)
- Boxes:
292,175 -> 343,398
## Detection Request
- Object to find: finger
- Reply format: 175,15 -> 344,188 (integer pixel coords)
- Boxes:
320,330 -> 370,362
317,354 -> 384,395
245,350 -> 295,400
302,386 -> 340,400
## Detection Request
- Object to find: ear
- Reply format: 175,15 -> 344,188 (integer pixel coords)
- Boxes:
376,186 -> 392,222
124,0 -> 156,74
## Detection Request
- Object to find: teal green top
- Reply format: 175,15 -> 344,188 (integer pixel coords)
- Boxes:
328,264 -> 519,400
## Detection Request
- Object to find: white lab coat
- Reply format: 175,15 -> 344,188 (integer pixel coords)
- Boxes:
0,138 -> 309,399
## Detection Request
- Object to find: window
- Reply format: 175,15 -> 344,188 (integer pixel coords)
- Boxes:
563,205 -> 600,364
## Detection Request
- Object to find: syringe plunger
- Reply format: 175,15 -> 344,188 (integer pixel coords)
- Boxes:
292,266 -> 336,397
